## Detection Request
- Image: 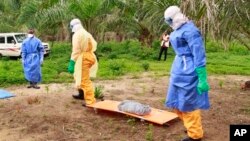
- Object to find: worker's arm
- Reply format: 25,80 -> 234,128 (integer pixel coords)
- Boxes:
184,30 -> 210,95
68,32 -> 81,74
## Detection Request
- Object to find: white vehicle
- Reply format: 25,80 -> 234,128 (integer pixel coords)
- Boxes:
0,33 -> 50,57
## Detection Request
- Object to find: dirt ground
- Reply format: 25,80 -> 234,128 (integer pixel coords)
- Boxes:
0,73 -> 250,141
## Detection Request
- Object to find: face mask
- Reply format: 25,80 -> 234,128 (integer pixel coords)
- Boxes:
27,34 -> 34,38
164,17 -> 173,25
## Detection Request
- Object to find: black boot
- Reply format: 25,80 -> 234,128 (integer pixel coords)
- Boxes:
181,137 -> 201,141
72,89 -> 84,100
33,85 -> 40,89
27,82 -> 33,88
32,82 -> 40,89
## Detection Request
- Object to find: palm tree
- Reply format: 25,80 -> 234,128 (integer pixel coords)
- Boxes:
1,0 -> 249,50
16,0 -> 127,42
0,0 -> 23,32
69,0 -> 128,41
141,0 -> 179,36
17,0 -> 70,41
181,0 -> 250,50
141,0 -> 250,50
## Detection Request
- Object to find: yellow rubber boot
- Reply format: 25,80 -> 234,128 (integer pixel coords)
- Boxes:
182,110 -> 203,139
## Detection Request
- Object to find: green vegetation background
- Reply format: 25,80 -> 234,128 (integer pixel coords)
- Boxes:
0,40 -> 249,87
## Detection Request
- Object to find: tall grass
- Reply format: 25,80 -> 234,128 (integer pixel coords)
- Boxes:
0,39 -> 249,87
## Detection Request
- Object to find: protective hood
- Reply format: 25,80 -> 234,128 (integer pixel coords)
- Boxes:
70,18 -> 83,33
164,6 -> 188,30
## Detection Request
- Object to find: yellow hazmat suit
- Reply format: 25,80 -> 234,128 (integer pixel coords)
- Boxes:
70,20 -> 98,105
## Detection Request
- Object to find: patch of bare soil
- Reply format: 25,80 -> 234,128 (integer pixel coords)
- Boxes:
0,73 -> 250,141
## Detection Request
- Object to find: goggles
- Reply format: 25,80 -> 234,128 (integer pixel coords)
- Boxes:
164,17 -> 173,25
69,22 -> 80,29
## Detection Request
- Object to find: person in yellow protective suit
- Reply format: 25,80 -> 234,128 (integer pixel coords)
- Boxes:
67,18 -> 98,106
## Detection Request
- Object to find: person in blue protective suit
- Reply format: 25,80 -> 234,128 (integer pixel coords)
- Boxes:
21,29 -> 44,89
164,6 -> 210,141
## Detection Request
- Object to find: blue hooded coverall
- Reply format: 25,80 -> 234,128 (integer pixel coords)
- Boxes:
166,21 -> 210,112
165,21 -> 210,139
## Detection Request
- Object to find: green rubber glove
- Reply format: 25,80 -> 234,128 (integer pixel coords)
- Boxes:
195,67 -> 210,95
68,60 -> 75,74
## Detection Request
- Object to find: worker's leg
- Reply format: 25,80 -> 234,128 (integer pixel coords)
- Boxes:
32,82 -> 40,89
27,81 -> 33,88
81,56 -> 96,105
182,110 -> 203,139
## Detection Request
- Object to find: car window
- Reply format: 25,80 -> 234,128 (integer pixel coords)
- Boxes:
7,36 -> 15,44
15,34 -> 26,43
0,36 -> 5,44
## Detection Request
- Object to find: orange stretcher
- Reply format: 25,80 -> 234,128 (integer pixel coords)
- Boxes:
87,100 -> 178,125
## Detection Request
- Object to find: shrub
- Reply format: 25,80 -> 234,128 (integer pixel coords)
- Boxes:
94,85 -> 104,100
96,40 -> 162,61
142,62 -> 150,71
108,53 -> 117,59
109,60 -> 125,75
100,44 -> 112,53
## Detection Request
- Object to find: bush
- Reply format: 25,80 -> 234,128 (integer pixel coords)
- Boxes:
97,40 -> 160,61
142,62 -> 150,71
100,44 -> 112,53
107,52 -> 117,59
109,60 -> 125,76
94,85 -> 104,100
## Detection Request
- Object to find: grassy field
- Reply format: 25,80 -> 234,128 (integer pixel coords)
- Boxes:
0,40 -> 249,87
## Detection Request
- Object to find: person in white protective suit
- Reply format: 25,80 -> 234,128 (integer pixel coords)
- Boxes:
67,18 -> 98,106
164,6 -> 210,141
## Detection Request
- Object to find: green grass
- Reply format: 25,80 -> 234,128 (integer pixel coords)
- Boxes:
207,52 -> 250,75
0,40 -> 249,87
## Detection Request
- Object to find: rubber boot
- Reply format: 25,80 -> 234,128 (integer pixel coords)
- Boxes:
27,82 -> 33,88
32,82 -> 40,89
72,89 -> 84,100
